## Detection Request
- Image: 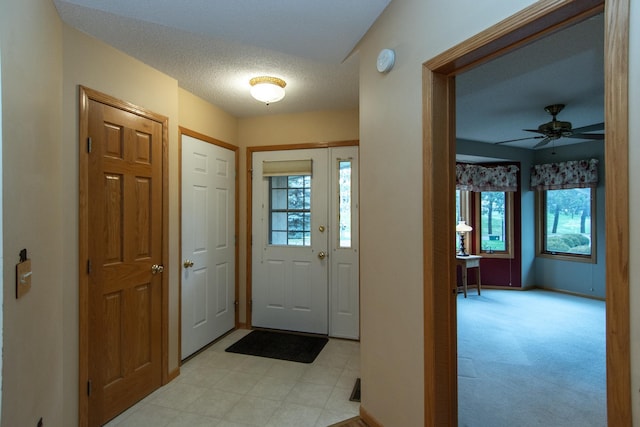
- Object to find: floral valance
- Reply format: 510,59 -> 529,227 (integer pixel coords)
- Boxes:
456,163 -> 519,192
530,158 -> 599,191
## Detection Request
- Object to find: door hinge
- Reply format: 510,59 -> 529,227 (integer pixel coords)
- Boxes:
87,137 -> 92,153
87,380 -> 92,396
234,300 -> 239,310
87,259 -> 92,275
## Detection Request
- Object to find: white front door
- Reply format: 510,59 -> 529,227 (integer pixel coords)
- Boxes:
252,147 -> 359,338
181,134 -> 236,359
252,149 -> 329,334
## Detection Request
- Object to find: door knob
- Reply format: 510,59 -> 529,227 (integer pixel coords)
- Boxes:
318,251 -> 327,260
183,259 -> 194,268
151,264 -> 164,275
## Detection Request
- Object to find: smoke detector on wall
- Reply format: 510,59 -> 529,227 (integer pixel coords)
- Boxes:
376,48 -> 395,73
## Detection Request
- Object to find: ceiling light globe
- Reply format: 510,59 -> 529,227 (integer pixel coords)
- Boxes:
249,76 -> 286,104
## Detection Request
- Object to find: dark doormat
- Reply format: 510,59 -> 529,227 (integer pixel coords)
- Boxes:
225,330 -> 328,363
349,378 -> 361,402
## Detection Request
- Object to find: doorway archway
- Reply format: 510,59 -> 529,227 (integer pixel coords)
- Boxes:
422,1 -> 630,425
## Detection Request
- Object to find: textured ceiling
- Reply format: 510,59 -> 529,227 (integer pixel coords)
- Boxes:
53,0 -> 391,118
53,2 -> 603,150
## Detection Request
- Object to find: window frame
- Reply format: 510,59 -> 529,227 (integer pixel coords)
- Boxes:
455,189 -> 471,252
473,191 -> 514,259
337,158 -> 353,249
535,187 -> 597,263
268,175 -> 312,246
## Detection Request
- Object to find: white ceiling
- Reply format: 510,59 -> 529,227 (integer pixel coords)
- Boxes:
53,2 -> 603,149
53,0 -> 391,118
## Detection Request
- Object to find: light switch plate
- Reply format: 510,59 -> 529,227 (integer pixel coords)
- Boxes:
16,259 -> 32,299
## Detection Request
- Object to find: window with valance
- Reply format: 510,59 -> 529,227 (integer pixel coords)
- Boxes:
455,163 -> 519,258
531,158 -> 598,262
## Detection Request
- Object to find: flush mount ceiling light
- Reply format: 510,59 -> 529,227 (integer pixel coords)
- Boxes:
249,76 -> 286,104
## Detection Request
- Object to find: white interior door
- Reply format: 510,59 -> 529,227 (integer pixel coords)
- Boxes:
252,149 -> 329,334
181,134 -> 235,359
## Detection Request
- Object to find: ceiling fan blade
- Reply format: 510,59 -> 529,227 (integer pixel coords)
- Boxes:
565,133 -> 605,140
494,135 -> 545,145
523,129 -> 545,134
571,122 -> 604,134
533,137 -> 552,149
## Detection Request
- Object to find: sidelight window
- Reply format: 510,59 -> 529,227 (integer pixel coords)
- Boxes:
338,160 -> 352,248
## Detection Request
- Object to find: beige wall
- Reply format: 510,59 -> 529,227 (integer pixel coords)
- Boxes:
237,110 -> 359,321
359,0 -> 640,425
357,0 -> 543,425
1,0 -> 64,426
178,88 -> 238,145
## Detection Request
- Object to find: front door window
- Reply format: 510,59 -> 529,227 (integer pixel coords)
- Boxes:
269,175 -> 311,246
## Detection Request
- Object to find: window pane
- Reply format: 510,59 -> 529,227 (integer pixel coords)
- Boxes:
272,189 -> 287,209
271,212 -> 287,231
288,175 -> 305,187
269,175 -> 311,246
288,213 -> 304,232
271,231 -> 287,245
455,190 -> 462,251
338,160 -> 352,248
303,188 -> 311,209
480,192 -> 507,252
288,189 -> 305,209
271,176 -> 287,188
544,188 -> 592,255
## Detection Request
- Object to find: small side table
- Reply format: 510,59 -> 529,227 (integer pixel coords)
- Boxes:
456,255 -> 482,298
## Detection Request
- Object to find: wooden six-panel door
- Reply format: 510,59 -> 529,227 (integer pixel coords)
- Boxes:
86,97 -> 164,426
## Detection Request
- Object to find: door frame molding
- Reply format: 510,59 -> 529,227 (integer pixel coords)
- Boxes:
178,126 -> 240,360
78,86 -> 170,426
422,0 -> 629,425
245,140 -> 358,328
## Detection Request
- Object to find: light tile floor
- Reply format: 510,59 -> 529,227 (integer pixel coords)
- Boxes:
105,329 -> 361,427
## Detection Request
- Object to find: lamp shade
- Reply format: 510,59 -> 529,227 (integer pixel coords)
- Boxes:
456,220 -> 473,233
250,76 -> 286,104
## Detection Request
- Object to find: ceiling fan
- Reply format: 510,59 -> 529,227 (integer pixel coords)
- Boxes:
494,104 -> 604,148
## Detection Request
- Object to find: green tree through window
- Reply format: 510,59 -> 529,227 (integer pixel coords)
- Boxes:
543,188 -> 592,256
480,192 -> 507,252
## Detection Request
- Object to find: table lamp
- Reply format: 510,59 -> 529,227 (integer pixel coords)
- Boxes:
456,220 -> 473,256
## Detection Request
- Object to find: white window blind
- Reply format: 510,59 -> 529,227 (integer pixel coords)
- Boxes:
262,159 -> 312,177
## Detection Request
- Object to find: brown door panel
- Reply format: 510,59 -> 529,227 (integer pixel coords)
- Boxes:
86,99 -> 163,425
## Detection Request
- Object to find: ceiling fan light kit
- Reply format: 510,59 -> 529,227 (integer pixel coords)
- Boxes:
494,103 -> 604,148
249,76 -> 287,104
